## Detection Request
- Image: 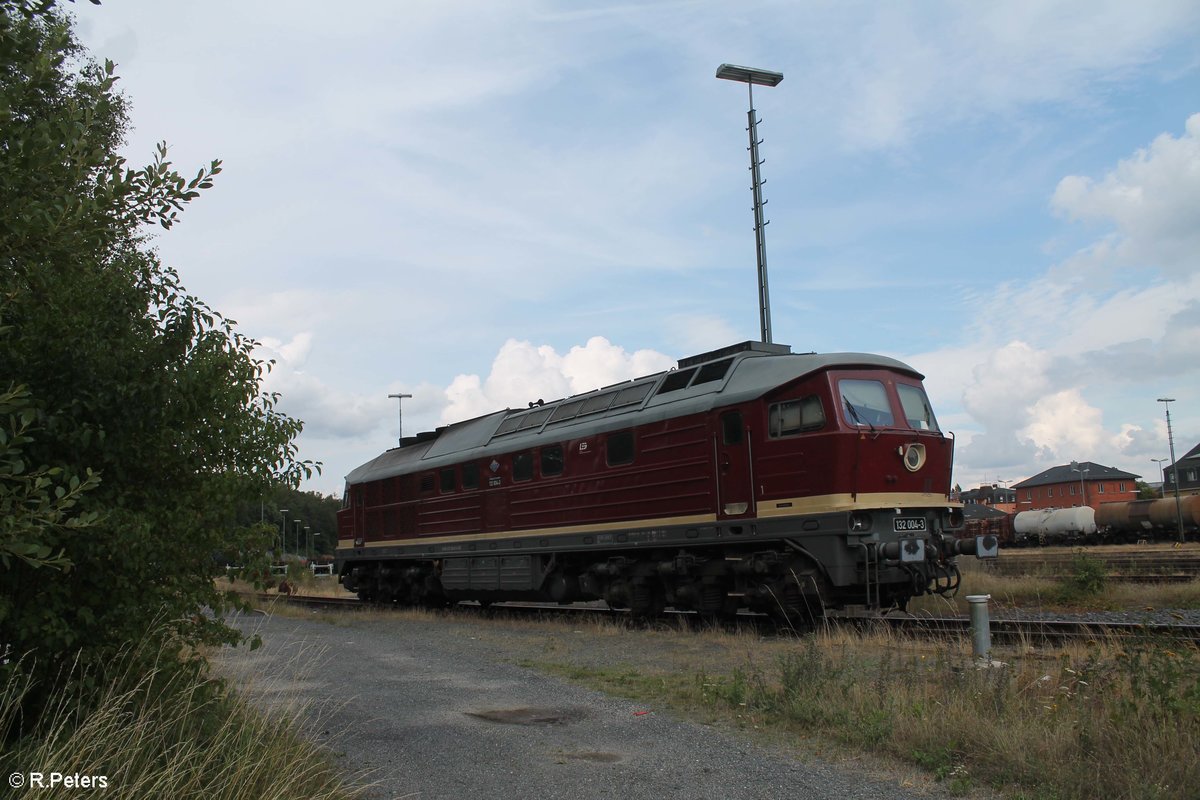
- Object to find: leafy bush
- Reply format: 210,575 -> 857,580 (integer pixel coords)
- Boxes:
1,0 -> 315,726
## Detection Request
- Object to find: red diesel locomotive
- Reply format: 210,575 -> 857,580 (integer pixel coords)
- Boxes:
335,341 -> 996,620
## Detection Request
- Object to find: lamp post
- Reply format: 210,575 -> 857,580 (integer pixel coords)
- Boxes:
313,532 -> 322,561
1070,461 -> 1089,508
388,392 -> 413,446
716,63 -> 784,344
304,526 -> 312,561
1151,458 -> 1168,495
293,519 -> 302,560
1158,398 -> 1186,543
278,508 -> 289,559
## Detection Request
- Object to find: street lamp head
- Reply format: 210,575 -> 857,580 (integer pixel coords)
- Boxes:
1157,397 -> 1175,402
716,63 -> 784,86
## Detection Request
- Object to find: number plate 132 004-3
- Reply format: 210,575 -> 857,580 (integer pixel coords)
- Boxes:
893,517 -> 926,533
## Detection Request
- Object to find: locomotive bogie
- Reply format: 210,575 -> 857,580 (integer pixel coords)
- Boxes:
335,343 -> 981,619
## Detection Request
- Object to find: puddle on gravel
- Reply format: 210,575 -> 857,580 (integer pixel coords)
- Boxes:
465,707 -> 585,726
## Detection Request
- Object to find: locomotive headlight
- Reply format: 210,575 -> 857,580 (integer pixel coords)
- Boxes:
849,512 -> 873,532
941,507 -> 965,530
901,443 -> 926,472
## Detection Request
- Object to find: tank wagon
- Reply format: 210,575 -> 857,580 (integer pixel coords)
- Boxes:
335,342 -> 997,621
1013,507 -> 1097,546
1096,496 -> 1200,542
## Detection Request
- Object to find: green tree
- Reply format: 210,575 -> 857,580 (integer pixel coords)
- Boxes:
1,0 -> 315,713
247,486 -> 342,560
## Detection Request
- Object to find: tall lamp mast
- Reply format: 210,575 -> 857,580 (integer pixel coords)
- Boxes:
716,63 -> 784,344
1158,397 -> 1187,544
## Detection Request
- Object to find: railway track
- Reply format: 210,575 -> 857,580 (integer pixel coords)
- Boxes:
988,547 -> 1200,582
252,592 -> 1200,647
876,614 -> 1200,647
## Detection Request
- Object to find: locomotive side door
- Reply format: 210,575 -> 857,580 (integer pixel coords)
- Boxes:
716,409 -> 754,519
482,458 -> 507,531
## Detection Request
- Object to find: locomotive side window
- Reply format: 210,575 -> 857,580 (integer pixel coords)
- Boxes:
549,398 -> 586,423
513,452 -> 534,482
495,415 -> 523,436
439,467 -> 456,494
580,392 -> 616,415
721,410 -> 744,445
518,407 -> 553,431
897,384 -> 940,432
656,368 -> 696,395
606,431 -> 634,466
839,379 -> 894,427
693,358 -> 733,387
541,445 -> 564,477
462,463 -> 480,490
769,396 -> 825,437
612,382 -> 653,408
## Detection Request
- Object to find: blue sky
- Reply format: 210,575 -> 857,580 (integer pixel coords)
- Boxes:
74,1 -> 1200,496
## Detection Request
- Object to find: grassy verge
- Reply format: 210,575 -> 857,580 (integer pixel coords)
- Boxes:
909,553 -> 1200,615
0,642 -> 361,800
524,623 -> 1198,800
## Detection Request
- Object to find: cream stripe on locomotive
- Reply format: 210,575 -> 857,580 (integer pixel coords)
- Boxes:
337,491 -> 960,551
339,512 -> 717,551
756,492 -> 959,518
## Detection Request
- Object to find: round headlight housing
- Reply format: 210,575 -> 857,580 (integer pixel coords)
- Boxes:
902,443 -> 926,472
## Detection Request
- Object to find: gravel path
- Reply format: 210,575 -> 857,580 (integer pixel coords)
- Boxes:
219,610 -> 970,800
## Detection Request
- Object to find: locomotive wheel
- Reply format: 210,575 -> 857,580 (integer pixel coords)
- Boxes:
629,581 -> 665,619
769,561 -> 828,628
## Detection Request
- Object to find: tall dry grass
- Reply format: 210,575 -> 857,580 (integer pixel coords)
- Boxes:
0,641 -> 361,800
615,625 -> 1200,800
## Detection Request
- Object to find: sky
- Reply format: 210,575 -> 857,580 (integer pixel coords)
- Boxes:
72,1 -> 1200,497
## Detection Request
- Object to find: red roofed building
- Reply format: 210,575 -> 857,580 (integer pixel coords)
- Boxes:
1012,461 -> 1140,511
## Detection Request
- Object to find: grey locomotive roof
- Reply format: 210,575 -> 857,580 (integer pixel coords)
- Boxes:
345,343 -> 921,485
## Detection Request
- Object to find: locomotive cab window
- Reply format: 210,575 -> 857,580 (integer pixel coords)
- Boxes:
606,431 -> 634,466
540,445 -> 564,477
513,452 -> 534,482
769,396 -> 825,437
897,384 -> 940,432
462,462 -> 480,490
721,410 -> 744,445
839,379 -> 894,428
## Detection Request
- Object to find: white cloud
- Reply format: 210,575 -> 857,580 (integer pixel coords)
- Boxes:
441,337 -> 674,425
946,114 -> 1200,486
1020,389 -> 1105,457
1052,112 -> 1200,277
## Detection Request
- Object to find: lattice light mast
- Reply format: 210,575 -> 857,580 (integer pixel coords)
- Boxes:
389,392 -> 413,446
1158,397 -> 1186,544
716,63 -> 784,344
